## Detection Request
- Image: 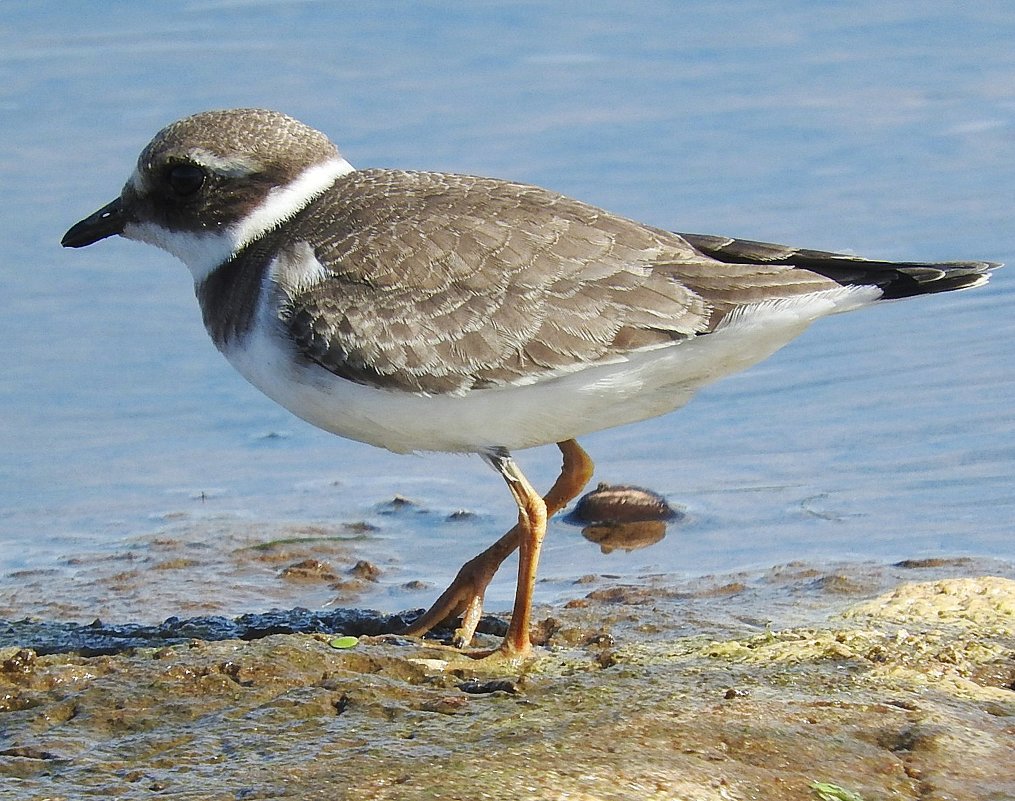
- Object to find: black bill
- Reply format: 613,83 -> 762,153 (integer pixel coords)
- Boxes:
61,198 -> 126,248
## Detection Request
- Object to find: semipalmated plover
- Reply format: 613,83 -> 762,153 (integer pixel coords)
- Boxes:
62,108 -> 999,658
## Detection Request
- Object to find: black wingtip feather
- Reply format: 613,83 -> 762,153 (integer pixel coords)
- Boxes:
678,232 -> 1000,300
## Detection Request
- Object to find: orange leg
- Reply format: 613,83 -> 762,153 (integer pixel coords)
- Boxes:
400,440 -> 594,650
493,455 -> 546,657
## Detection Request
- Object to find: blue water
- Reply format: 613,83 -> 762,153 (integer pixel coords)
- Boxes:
2,1 -> 1012,622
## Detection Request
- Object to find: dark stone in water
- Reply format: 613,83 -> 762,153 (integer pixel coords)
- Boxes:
568,483 -> 680,525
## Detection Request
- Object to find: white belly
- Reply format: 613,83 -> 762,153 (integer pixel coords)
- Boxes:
220,282 -> 880,454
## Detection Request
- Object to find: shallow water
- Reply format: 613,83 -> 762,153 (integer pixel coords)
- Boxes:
1,2 -> 1013,622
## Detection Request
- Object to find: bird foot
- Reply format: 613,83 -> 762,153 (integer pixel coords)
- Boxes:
407,630 -> 536,663
400,439 -> 594,652
399,528 -> 516,648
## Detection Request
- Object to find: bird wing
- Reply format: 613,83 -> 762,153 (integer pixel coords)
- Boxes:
278,170 -> 841,395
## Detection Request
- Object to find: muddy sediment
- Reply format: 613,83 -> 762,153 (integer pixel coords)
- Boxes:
1,559 -> 1013,800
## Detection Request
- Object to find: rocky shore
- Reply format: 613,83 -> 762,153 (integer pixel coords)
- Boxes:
2,559 -> 1012,800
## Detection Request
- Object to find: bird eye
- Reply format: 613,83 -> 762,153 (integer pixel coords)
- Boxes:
166,164 -> 206,196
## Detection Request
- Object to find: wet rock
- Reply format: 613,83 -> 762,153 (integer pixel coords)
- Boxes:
376,495 -> 424,514
279,559 -> 338,582
894,557 -> 974,569
418,694 -> 471,714
349,560 -> 382,582
0,608 -> 415,656
458,678 -> 520,695
152,558 -> 200,571
530,616 -> 562,646
446,509 -> 476,521
341,520 -> 380,533
969,659 -> 1015,690
0,746 -> 62,760
570,483 -> 680,524
1,648 -> 37,677
584,585 -> 655,604
695,581 -> 747,598
1,563 -> 1013,800
808,574 -> 872,595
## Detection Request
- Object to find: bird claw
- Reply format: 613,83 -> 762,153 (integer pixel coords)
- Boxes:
400,534 -> 511,646
452,593 -> 487,648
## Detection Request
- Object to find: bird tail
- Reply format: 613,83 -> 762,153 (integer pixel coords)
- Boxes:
678,232 -> 1001,300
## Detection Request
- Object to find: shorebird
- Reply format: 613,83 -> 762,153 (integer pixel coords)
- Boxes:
62,108 -> 998,658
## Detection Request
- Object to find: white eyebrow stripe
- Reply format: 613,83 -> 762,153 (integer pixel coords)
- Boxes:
188,148 -> 263,177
